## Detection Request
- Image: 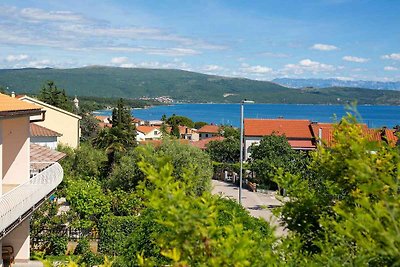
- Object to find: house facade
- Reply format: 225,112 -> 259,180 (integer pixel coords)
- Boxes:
244,119 -> 315,160
30,123 -> 62,149
197,125 -> 220,140
136,126 -> 162,141
0,93 -> 64,265
18,95 -> 81,148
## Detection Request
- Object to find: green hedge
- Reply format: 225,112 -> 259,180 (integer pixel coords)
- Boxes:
98,215 -> 137,255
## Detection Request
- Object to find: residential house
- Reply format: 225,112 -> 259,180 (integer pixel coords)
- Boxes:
244,119 -> 315,160
95,115 -> 112,128
136,125 -> 162,142
310,122 -> 399,147
179,126 -> 199,141
30,123 -> 62,149
197,125 -> 220,140
0,93 -> 64,265
190,136 -> 224,150
18,95 -> 81,148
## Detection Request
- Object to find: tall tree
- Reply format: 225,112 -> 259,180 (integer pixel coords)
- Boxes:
38,81 -> 74,112
93,98 -> 137,174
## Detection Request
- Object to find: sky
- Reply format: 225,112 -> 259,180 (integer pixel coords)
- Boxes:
0,0 -> 399,81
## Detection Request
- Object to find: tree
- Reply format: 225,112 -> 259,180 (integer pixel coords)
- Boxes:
92,98 -> 137,173
249,134 -> 305,189
166,115 -> 194,128
221,126 -> 240,139
80,113 -> 100,142
170,123 -> 180,138
206,137 -> 240,163
38,81 -> 74,112
275,115 -> 400,259
155,139 -> 213,195
194,121 -> 208,129
119,155 -> 277,266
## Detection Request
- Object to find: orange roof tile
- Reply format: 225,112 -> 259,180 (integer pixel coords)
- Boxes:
0,93 -> 42,115
137,125 -> 160,134
30,143 -> 66,172
288,140 -> 315,150
197,125 -> 220,134
244,119 -> 312,138
95,115 -> 110,122
30,123 -> 62,137
190,136 -> 225,150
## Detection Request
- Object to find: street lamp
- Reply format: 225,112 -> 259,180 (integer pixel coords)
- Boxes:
239,99 -> 254,204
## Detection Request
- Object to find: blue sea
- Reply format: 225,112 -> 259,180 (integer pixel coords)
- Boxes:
96,104 -> 400,129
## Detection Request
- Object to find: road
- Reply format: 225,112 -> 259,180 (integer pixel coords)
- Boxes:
212,180 -> 287,236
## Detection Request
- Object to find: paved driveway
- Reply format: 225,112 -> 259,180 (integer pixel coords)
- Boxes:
212,180 -> 286,236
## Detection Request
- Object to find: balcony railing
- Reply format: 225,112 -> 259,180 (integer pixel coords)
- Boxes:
0,162 -> 63,238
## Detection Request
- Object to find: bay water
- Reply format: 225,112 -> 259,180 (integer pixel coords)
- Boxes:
97,104 -> 400,128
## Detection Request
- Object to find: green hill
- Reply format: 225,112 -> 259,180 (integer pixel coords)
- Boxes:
1,66 -> 399,105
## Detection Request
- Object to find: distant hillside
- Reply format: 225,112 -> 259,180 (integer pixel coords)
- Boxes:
273,78 -> 400,91
1,66 -> 400,105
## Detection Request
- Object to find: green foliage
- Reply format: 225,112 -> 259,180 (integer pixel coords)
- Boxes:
166,114 -> 194,128
109,189 -> 141,216
194,121 -> 208,129
170,123 -> 180,138
156,139 -> 213,196
74,238 -> 90,255
221,126 -> 240,139
120,156 -> 278,266
107,149 -> 145,192
275,115 -> 400,264
98,215 -> 138,256
65,179 -> 111,228
80,113 -> 100,142
31,200 -> 70,256
250,134 -> 306,189
206,137 -> 240,163
93,99 -> 137,173
38,80 -> 74,112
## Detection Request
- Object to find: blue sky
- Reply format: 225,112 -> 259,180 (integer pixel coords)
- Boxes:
0,0 -> 399,81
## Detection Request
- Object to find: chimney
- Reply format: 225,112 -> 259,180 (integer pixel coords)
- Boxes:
318,128 -> 322,145
11,91 -> 15,98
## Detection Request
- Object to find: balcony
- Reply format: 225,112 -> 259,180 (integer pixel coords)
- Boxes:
0,162 -> 63,238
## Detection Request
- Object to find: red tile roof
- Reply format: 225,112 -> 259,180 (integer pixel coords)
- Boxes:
244,119 -> 312,138
30,143 -> 66,172
190,136 -> 225,150
310,123 -> 399,147
288,140 -> 315,150
197,125 -> 220,134
30,123 -> 62,137
95,115 -> 110,122
137,125 -> 160,134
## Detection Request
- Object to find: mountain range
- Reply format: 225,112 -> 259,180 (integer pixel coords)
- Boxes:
1,66 -> 400,105
273,78 -> 400,91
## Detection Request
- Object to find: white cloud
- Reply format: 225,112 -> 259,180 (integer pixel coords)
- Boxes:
120,63 -> 135,68
20,8 -> 86,22
115,61 -> 191,70
310,43 -> 338,51
24,59 -> 52,68
342,56 -> 369,63
203,65 -> 224,71
111,57 -> 129,64
382,53 -> 400,60
384,66 -> 398,71
0,6 -> 225,57
240,63 -> 273,74
282,59 -> 335,75
5,54 -> 29,62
